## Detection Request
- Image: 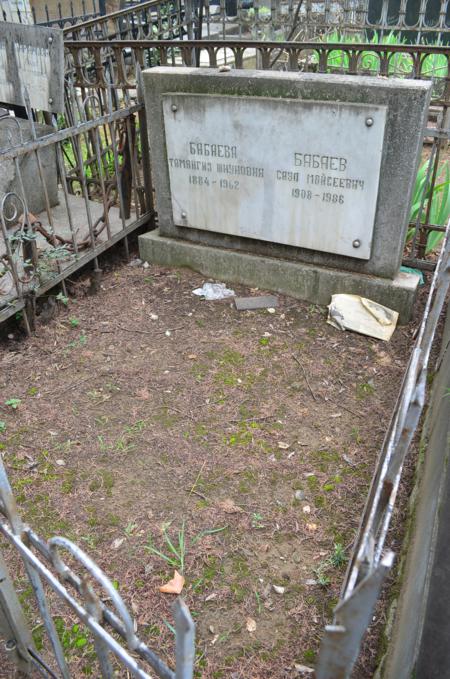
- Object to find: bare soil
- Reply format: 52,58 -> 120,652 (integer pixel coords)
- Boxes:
0,258 -> 423,678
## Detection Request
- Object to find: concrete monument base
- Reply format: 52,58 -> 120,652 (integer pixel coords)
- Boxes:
139,229 -> 420,324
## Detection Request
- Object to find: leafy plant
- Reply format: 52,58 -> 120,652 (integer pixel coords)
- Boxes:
0,421 -> 6,433
5,398 -> 21,409
408,160 -> 450,254
146,522 -> 227,574
70,317 -> 80,327
330,542 -> 347,568
314,542 -> 348,587
56,292 -> 69,306
146,520 -> 187,573
251,512 -> 265,529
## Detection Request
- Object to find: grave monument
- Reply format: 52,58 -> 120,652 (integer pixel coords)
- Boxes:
139,67 -> 432,322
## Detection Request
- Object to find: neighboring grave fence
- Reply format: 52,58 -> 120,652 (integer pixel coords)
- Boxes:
0,453 -> 196,678
60,0 -> 450,42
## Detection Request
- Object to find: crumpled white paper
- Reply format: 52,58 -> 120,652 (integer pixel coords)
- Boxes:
192,282 -> 235,300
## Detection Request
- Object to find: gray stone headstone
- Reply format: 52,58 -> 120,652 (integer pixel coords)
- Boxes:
0,22 -> 64,113
140,67 -> 432,322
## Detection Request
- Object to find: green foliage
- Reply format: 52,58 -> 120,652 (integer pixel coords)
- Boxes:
314,542 -> 348,587
5,398 -> 21,409
408,160 -> 450,254
70,317 -> 80,327
315,30 -> 448,79
56,292 -> 69,306
146,522 -> 227,574
0,421 -> 6,433
54,618 -> 90,651
146,520 -> 187,573
330,542 -> 347,568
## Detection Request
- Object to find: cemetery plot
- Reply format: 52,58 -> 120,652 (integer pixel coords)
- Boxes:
0,261 -> 421,677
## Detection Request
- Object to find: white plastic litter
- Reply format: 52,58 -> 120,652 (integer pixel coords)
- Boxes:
192,282 -> 235,300
327,294 -> 398,341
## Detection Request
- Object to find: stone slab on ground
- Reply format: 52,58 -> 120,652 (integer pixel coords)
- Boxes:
235,295 -> 279,310
139,229 -> 420,324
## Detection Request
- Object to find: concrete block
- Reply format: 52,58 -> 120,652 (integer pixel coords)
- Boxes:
139,229 -> 420,324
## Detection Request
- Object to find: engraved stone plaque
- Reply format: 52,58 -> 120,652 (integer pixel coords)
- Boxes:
163,94 -> 387,260
0,22 -> 64,113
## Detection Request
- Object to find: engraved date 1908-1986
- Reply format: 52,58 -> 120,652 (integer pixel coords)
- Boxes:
189,175 -> 239,190
291,188 -> 344,204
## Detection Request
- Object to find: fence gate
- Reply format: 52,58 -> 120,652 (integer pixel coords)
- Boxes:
0,453 -> 195,678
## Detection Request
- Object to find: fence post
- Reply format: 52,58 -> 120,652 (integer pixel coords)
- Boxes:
0,550 -> 35,675
137,66 -> 154,220
174,599 -> 195,679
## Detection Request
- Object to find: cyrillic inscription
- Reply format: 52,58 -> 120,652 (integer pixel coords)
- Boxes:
163,94 -> 387,260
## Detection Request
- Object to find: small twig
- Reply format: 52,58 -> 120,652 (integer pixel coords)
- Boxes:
115,325 -> 184,336
42,375 -> 93,397
325,399 -> 364,419
185,488 -> 207,501
188,460 -> 207,498
292,354 -> 318,401
165,405 -> 195,421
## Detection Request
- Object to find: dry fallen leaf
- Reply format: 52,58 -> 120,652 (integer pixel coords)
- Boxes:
277,442 -> 290,450
272,584 -> 286,595
306,523 -> 318,532
246,617 -> 257,633
159,570 -> 185,594
302,505 -> 311,514
136,387 -> 150,400
218,498 -> 244,514
112,537 -> 125,550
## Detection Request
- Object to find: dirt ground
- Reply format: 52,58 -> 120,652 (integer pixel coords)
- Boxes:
0,255 -> 424,678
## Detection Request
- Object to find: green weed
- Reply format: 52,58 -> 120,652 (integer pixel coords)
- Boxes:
5,398 -> 21,409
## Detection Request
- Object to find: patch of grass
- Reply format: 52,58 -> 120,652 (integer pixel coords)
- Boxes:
303,648 -> 316,663
356,382 -> 375,399
61,469 -> 76,494
89,470 -> 115,495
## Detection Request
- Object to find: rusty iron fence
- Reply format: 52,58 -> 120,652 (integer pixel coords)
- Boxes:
0,75 -> 153,332
0,453 -> 195,678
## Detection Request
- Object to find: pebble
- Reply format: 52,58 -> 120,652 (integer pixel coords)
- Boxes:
294,489 -> 305,501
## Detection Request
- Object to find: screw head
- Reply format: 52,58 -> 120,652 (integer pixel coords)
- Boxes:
181,211 -> 187,219
171,104 -> 178,113
352,239 -> 361,248
48,97 -> 53,105
365,117 -> 374,127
